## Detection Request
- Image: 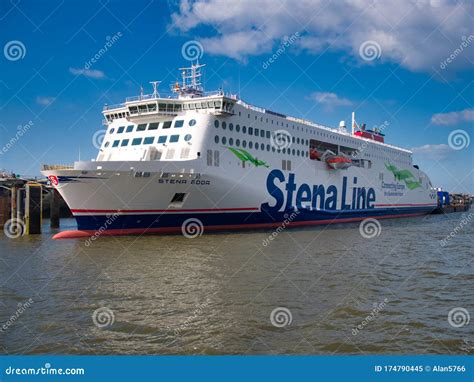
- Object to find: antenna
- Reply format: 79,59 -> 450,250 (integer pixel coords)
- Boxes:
140,84 -> 144,100
149,81 -> 161,98
176,61 -> 206,97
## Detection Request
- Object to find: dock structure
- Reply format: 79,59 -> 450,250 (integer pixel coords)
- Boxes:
433,191 -> 472,214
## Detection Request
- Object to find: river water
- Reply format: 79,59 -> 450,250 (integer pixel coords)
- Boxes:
1,213 -> 473,355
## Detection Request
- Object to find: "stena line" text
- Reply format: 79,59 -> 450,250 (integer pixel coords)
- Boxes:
261,169 -> 376,212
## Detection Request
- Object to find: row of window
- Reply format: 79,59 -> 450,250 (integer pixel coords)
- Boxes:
214,135 -> 308,158
105,134 -> 192,148
214,120 -> 309,146
109,120 -> 196,135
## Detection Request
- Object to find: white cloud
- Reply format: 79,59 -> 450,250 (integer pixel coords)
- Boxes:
411,144 -> 453,160
310,92 -> 352,108
36,96 -> 55,106
171,0 -> 473,72
431,108 -> 474,126
69,67 -> 105,79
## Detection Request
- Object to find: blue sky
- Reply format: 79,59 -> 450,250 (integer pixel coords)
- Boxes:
0,0 -> 472,193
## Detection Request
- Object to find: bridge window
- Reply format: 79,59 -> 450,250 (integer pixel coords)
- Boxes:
132,138 -> 142,146
137,124 -> 147,131
112,140 -> 120,147
117,126 -> 125,134
163,121 -> 172,129
148,122 -> 159,130
158,136 -> 167,144
174,120 -> 184,128
125,125 -> 133,133
121,139 -> 129,146
170,135 -> 179,143
143,137 -> 154,145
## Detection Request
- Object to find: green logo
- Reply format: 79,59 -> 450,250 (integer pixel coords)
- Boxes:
385,163 -> 421,190
226,147 -> 269,168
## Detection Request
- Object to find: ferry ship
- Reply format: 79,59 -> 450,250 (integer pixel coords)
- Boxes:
42,62 -> 437,239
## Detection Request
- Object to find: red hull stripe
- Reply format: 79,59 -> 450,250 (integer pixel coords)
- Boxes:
53,212 -> 426,239
374,203 -> 437,207
71,207 -> 260,214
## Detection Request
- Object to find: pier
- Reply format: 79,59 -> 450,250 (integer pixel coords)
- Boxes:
0,174 -> 70,236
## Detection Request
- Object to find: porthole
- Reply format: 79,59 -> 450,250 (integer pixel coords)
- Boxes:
249,142 -> 253,149
109,128 -> 115,134
229,123 -> 233,131
222,137 -> 227,145
292,149 -> 296,155
189,119 -> 197,126
243,140 -> 247,148
236,139 -> 240,147
242,126 -> 247,134
184,134 -> 192,141
214,135 -> 219,144
222,121 -> 227,130
266,144 -> 270,151
104,142 -> 110,147
229,138 -> 234,145
283,148 -> 286,154
236,124 -> 240,132
214,120 -> 219,128
260,143 -> 264,150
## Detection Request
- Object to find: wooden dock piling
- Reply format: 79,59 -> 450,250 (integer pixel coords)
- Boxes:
50,188 -> 60,228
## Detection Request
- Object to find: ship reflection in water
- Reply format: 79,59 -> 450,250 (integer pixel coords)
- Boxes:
1,213 -> 473,355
